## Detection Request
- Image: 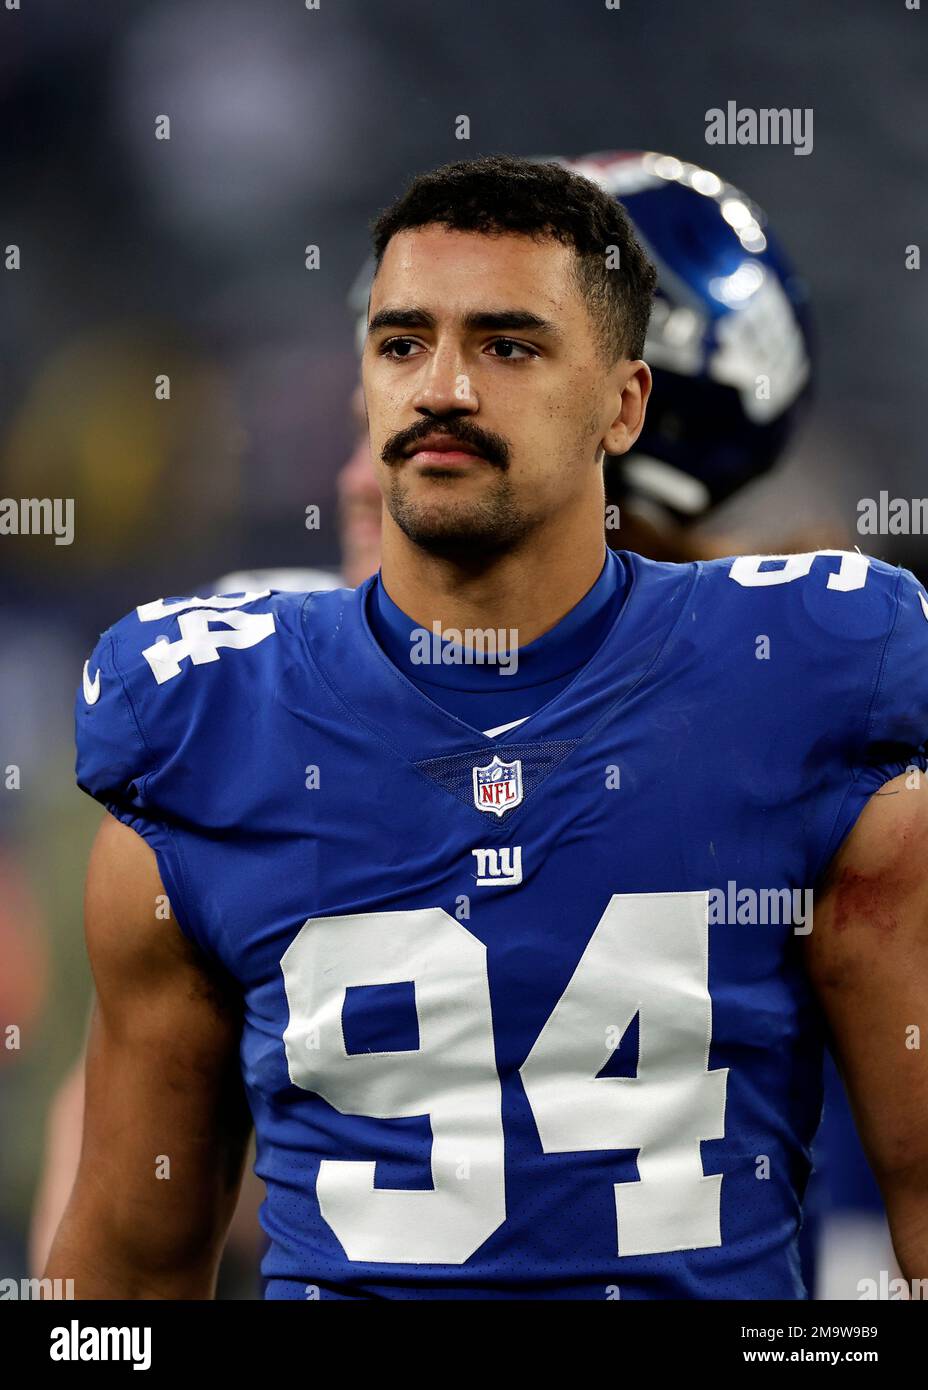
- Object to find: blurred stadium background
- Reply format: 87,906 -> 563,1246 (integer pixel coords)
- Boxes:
0,0 -> 925,1296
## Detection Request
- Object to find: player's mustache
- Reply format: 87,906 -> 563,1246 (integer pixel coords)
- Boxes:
381,420 -> 510,469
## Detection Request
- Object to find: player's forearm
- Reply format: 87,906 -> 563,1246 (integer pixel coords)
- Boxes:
44,1199 -> 222,1299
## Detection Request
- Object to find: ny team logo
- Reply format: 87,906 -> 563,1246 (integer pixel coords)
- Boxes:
473,755 -> 523,817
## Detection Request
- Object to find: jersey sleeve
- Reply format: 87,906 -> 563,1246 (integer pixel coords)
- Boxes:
860,566 -> 928,785
75,614 -> 204,953
820,565 -> 928,873
75,589 -> 288,955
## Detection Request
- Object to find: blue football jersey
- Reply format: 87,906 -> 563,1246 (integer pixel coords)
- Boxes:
75,549 -> 928,1299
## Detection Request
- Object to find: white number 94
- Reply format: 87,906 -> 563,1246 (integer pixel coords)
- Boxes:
281,892 -> 727,1266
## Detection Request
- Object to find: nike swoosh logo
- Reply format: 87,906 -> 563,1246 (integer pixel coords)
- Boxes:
920,591 -> 928,623
82,660 -> 101,705
481,716 -> 530,739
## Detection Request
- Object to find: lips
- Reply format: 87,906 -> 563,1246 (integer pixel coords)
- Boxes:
406,433 -> 483,461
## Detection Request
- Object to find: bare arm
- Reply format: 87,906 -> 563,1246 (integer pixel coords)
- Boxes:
44,813 -> 252,1298
805,773 -> 928,1280
30,1055 -> 86,1277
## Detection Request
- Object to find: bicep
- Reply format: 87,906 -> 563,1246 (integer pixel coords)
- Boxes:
805,774 -> 928,1184
71,813 -> 252,1284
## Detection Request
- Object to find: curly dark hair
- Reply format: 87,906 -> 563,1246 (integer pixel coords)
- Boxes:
370,154 -> 657,362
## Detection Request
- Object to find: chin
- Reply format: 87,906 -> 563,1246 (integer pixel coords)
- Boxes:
391,502 -> 529,560
386,478 -> 530,558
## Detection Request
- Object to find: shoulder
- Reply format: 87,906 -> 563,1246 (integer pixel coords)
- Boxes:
694,548 -> 916,619
719,551 -> 928,689
94,586 -> 310,699
695,545 -> 926,655
664,549 -> 927,658
98,580 -> 361,684
619,545 -> 923,636
691,549 -> 928,756
76,584 -> 354,806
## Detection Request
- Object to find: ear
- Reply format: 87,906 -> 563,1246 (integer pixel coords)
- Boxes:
601,361 -> 652,456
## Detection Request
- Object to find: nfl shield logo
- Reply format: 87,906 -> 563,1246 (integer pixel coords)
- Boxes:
473,755 -> 523,818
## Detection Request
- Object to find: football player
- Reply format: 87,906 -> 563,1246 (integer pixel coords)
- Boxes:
30,149 -> 832,1294
46,155 -> 928,1298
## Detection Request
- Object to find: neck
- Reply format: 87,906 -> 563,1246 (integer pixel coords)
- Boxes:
380,507 -> 607,647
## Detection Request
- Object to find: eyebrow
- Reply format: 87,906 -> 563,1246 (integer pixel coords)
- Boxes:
367,306 -> 563,341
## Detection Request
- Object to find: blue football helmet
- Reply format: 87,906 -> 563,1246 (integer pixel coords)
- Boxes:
560,151 -> 813,518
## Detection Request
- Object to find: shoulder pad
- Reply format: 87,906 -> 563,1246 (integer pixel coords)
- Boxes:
75,588 -> 297,812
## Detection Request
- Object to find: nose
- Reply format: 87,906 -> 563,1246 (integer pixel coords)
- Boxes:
411,341 -> 478,418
